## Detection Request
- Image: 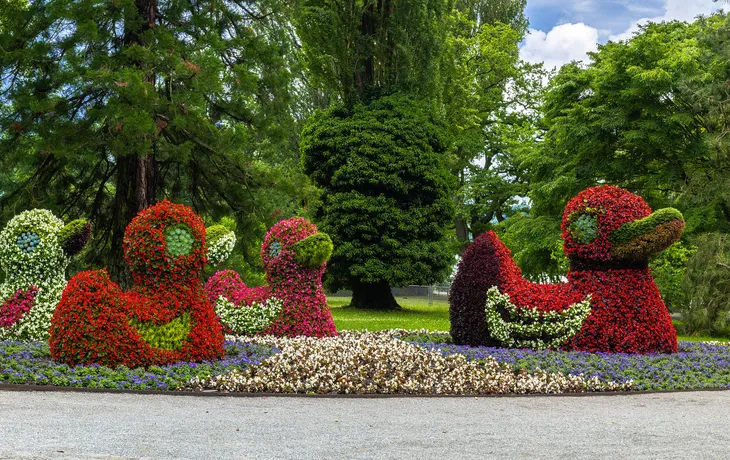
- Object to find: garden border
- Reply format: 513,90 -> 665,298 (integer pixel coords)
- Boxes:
0,383 -> 728,398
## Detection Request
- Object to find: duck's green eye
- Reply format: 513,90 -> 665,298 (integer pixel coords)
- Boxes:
166,225 -> 194,258
16,231 -> 40,254
570,214 -> 599,244
268,241 -> 282,258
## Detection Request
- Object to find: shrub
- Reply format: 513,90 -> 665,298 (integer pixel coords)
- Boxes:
649,241 -> 695,312
679,233 -> 730,337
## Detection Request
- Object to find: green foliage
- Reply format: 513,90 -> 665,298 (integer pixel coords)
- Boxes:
205,225 -> 230,247
679,233 -> 730,337
609,208 -> 684,244
650,241 -> 695,312
58,219 -> 90,256
130,313 -> 191,351
301,94 -> 456,292
293,0 -> 452,103
495,215 -> 565,282
495,14 -> 730,277
570,214 -> 599,244
293,233 -> 333,268
0,0 -> 313,286
165,225 -> 194,258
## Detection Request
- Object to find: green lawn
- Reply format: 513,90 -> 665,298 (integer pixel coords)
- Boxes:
328,296 -> 730,342
328,296 -> 450,331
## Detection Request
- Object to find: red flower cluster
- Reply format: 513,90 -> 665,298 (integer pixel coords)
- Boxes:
205,217 -> 337,337
451,186 -> 679,353
0,286 -> 37,329
205,270 -> 270,308
450,232 -> 581,346
50,201 -> 224,368
561,186 -> 651,261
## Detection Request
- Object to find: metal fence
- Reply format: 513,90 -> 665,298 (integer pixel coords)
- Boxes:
328,284 -> 451,305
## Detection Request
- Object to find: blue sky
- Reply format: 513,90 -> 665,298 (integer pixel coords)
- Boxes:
520,0 -> 724,69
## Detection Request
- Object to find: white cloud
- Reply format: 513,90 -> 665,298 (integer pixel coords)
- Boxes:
520,23 -> 600,71
609,0 -> 721,41
521,0 -> 723,70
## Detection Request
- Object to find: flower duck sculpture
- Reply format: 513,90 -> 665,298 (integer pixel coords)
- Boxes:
50,201 -> 229,367
205,217 -> 337,337
450,185 -> 683,353
0,209 -> 89,340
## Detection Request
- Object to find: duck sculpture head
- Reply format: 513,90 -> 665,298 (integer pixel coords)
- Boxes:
562,186 -> 684,265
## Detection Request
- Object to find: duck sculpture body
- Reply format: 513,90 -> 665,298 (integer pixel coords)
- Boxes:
450,185 -> 682,354
50,201 -> 226,367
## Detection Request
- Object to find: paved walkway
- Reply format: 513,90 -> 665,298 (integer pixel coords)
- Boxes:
0,390 -> 728,459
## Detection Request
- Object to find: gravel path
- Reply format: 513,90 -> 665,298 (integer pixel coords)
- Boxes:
0,390 -> 729,459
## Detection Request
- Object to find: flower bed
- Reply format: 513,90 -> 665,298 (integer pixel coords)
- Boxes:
187,330 -> 629,394
0,340 -> 274,390
2,330 -> 729,394
410,332 -> 730,391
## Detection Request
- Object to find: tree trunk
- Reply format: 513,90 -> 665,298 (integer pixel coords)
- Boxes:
109,0 -> 158,287
350,281 -> 401,310
109,154 -> 156,287
354,1 -> 378,100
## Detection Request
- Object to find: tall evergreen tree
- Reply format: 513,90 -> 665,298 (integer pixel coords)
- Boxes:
0,0 -> 307,286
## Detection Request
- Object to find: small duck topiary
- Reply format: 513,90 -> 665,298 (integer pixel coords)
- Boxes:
50,201 -> 232,368
0,209 -> 89,340
205,217 -> 337,337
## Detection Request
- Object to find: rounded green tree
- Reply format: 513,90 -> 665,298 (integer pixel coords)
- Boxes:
301,95 -> 456,310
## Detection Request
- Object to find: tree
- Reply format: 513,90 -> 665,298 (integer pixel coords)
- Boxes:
499,14 -> 730,279
293,0 -> 529,306
680,233 -> 730,336
0,0 -> 309,286
301,95 -> 456,309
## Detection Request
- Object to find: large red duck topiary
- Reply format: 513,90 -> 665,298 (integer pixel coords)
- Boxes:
450,185 -> 683,354
49,201 -> 226,368
205,217 -> 337,337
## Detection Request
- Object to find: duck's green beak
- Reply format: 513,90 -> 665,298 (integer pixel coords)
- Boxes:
292,233 -> 333,267
609,208 -> 684,260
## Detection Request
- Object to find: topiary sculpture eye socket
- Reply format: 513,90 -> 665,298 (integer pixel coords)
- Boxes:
166,225 -> 194,258
570,214 -> 599,244
268,241 -> 282,258
15,231 -> 40,254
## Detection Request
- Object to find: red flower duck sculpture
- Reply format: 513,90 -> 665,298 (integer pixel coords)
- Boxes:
50,201 -> 225,367
205,217 -> 337,337
450,185 -> 683,353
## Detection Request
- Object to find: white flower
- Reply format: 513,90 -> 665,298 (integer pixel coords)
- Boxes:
184,330 -> 631,394
215,296 -> 283,335
0,209 -> 68,340
484,287 -> 592,349
208,231 -> 236,266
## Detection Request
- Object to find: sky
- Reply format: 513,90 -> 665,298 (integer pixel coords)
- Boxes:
520,0 -> 724,70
